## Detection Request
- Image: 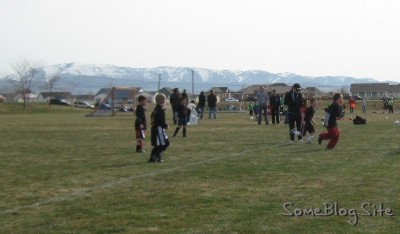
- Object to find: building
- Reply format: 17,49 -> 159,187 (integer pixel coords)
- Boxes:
350,83 -> 400,99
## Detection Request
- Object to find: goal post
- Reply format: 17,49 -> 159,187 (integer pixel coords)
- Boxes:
87,87 -> 137,117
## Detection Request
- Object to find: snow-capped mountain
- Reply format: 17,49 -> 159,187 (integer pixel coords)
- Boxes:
1,62 -> 394,94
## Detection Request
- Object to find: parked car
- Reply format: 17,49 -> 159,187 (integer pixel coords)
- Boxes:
50,98 -> 70,106
73,101 -> 94,109
225,97 -> 239,102
96,103 -> 112,110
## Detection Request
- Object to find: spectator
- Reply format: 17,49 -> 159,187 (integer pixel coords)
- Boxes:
269,89 -> 281,124
207,90 -> 218,119
169,88 -> 181,124
284,83 -> 304,142
198,91 -> 206,119
256,86 -> 269,125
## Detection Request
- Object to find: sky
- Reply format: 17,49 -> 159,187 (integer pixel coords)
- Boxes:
1,0 -> 400,82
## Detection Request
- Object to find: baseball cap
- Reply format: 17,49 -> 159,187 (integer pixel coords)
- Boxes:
293,83 -> 301,91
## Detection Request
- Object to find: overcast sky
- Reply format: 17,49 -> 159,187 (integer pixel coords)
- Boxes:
1,0 -> 400,82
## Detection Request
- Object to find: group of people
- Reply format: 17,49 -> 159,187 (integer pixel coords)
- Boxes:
134,87 -> 221,163
134,84 -> 346,163
284,83 -> 344,149
134,93 -> 170,163
249,83 -> 344,149
248,87 -> 284,125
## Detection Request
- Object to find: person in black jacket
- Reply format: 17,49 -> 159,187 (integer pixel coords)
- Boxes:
284,83 -> 304,142
149,93 -> 170,163
269,89 -> 281,124
198,91 -> 206,119
207,90 -> 218,119
173,97 -> 189,137
169,88 -> 181,124
135,95 -> 147,153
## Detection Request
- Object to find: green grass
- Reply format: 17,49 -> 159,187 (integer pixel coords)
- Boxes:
0,102 -> 399,233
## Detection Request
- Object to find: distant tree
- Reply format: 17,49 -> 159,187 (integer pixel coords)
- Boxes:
44,70 -> 62,107
5,58 -> 42,109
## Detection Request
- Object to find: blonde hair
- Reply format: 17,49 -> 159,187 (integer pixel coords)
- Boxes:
155,93 -> 166,105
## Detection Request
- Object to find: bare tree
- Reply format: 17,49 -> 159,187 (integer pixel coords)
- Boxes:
44,70 -> 62,107
6,58 -> 42,109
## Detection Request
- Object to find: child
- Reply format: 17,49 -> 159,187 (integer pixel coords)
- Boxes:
302,97 -> 318,143
173,97 -> 188,137
149,93 -> 170,163
318,93 -> 344,149
248,101 -> 254,119
135,95 -> 147,153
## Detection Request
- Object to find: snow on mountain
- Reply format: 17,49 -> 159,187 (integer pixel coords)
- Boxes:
2,62 -> 393,94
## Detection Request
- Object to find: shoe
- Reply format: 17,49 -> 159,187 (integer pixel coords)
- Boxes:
148,158 -> 157,163
318,137 -> 322,145
157,159 -> 164,163
298,139 -> 303,143
136,150 -> 145,153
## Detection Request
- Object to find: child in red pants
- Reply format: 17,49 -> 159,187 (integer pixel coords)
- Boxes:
318,93 -> 344,149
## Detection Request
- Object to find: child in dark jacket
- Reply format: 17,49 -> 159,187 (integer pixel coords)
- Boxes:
318,93 -> 344,149
302,97 -> 318,143
149,93 -> 170,163
135,95 -> 147,153
173,97 -> 189,137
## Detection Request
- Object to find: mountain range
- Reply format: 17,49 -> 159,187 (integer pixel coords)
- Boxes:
1,62 -> 397,94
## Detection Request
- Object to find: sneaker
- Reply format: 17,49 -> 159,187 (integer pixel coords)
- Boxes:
318,137 -> 322,145
136,150 -> 145,153
298,139 -> 304,143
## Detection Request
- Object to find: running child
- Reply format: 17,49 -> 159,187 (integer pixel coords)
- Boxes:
302,97 -> 318,143
318,93 -> 344,149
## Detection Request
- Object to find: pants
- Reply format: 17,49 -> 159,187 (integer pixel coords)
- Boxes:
257,105 -> 269,125
150,140 -> 170,161
319,127 -> 340,149
199,106 -> 205,119
172,107 -> 177,124
209,106 -> 217,119
270,106 -> 280,124
288,112 -> 302,141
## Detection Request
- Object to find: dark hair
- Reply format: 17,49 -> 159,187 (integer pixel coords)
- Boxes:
181,96 -> 188,101
310,97 -> 317,103
137,95 -> 146,102
333,93 -> 343,101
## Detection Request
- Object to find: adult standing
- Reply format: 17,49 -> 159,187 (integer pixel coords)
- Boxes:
207,90 -> 218,119
388,98 -> 394,113
269,89 -> 281,124
181,89 -> 188,100
169,88 -> 181,124
361,97 -> 367,113
284,83 -> 304,142
198,91 -> 206,119
256,86 -> 269,125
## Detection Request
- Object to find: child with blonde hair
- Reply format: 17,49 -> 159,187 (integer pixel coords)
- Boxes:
149,93 -> 170,163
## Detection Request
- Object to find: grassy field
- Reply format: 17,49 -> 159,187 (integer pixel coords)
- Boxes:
0,102 -> 399,233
